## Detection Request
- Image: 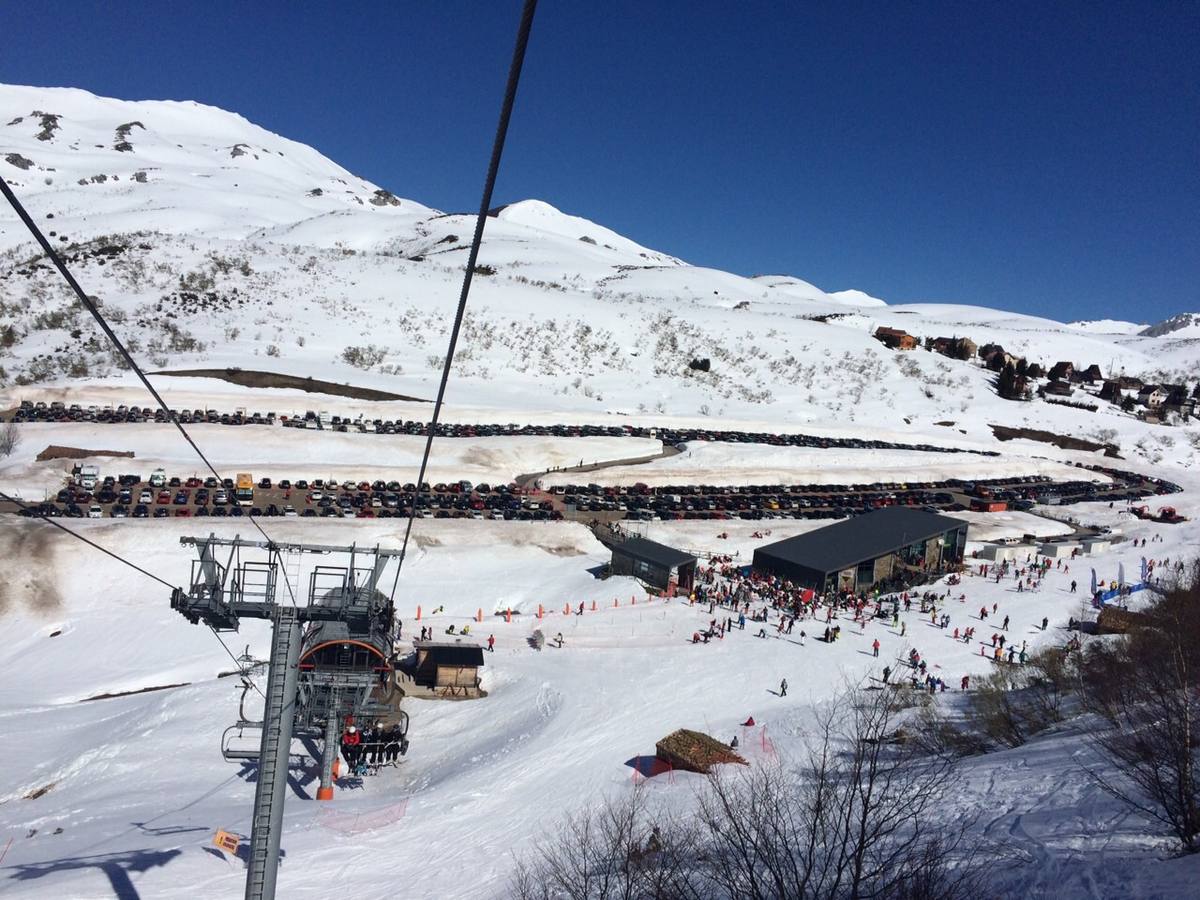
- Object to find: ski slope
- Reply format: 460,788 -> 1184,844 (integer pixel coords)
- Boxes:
1,82 -> 1200,898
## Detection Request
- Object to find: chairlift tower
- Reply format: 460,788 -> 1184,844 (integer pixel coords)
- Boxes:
171,534 -> 404,900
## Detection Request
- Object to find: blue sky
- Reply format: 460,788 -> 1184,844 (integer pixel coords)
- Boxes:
3,1 -> 1197,322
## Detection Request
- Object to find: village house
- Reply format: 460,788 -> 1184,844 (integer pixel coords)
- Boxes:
1048,361 -> 1074,381
925,336 -> 977,360
1077,364 -> 1104,384
873,326 -> 917,350
1138,385 -> 1167,409
1118,375 -> 1144,391
1041,380 -> 1074,397
1098,380 -> 1123,403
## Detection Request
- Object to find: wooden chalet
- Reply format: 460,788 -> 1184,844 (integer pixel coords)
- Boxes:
1048,361 -> 1075,381
1041,380 -> 1074,397
1078,364 -> 1104,383
874,326 -> 917,350
1098,381 -> 1122,402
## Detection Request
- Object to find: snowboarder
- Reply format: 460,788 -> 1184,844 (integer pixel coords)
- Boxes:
779,678 -> 788,697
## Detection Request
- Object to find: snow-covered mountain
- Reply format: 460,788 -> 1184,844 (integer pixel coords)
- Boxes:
4,84 -> 1200,900
2,82 -> 1197,427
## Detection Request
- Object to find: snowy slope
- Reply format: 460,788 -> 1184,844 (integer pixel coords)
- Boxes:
2,83 -> 1200,899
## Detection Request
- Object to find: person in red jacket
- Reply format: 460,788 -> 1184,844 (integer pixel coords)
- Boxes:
872,638 -> 880,658
487,634 -> 495,652
341,724 -> 362,771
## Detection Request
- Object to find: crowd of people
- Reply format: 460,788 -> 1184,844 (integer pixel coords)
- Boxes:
681,535 -> 1179,696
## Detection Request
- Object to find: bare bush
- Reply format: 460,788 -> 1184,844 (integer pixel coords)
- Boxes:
1078,568 -> 1200,852
511,786 -> 698,900
341,344 -> 386,370
514,684 -> 990,899
0,421 -> 20,457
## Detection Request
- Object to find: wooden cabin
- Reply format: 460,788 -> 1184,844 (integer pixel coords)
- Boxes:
411,641 -> 485,698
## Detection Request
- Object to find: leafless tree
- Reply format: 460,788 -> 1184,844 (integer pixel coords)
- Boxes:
0,420 -> 19,458
513,683 -> 991,899
510,785 -> 699,900
693,684 -> 984,899
1079,566 -> 1200,853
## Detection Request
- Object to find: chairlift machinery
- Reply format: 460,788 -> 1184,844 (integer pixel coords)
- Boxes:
171,534 -> 409,900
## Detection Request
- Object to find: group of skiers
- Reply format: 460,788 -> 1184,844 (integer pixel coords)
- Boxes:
340,722 -> 408,775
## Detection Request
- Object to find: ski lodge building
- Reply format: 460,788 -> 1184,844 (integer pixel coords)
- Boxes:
611,537 -> 697,593
751,506 -> 968,593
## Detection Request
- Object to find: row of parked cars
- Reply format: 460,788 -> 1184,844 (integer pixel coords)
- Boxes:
9,400 -> 999,459
10,401 -> 274,426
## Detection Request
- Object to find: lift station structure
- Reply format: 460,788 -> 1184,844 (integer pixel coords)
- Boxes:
171,535 -> 408,900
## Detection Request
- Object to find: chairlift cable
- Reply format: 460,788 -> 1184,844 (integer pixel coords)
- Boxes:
390,0 -> 539,601
0,488 -> 266,695
0,178 -> 300,607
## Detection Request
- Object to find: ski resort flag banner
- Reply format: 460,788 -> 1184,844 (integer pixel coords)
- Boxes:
1141,557 -> 1148,582
1118,562 -> 1126,587
1090,568 -> 1098,594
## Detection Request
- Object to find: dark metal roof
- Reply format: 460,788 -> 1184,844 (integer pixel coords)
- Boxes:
613,537 -> 696,570
416,642 -> 485,666
753,507 -> 967,576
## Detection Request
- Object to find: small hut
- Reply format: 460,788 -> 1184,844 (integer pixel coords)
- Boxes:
411,641 -> 486,698
655,728 -> 747,774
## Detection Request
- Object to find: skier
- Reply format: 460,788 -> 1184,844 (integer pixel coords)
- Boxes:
341,724 -> 362,772
1070,580 -> 1077,593
900,621 -> 906,637
779,678 -> 788,697
799,630 -> 806,646
1041,616 -> 1049,631
882,665 -> 891,684
872,638 -> 880,658
1002,615 -> 1010,631
487,634 -> 495,652
961,674 -> 969,691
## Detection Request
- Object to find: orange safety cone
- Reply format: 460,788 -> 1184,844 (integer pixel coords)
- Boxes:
317,786 -> 334,801
416,605 -> 422,621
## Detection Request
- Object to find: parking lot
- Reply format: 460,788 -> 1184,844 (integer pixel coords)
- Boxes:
3,461 -> 1177,525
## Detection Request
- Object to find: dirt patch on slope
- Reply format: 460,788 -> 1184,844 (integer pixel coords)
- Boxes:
36,445 -> 135,461
989,424 -> 1121,458
0,526 -> 62,617
155,368 -> 427,402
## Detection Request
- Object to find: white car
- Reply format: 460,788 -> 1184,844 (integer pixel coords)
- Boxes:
138,490 -> 153,504
88,504 -> 103,518
283,505 -> 298,517
310,490 -> 324,501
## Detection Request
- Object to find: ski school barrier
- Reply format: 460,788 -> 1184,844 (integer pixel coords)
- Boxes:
1092,583 -> 1146,608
